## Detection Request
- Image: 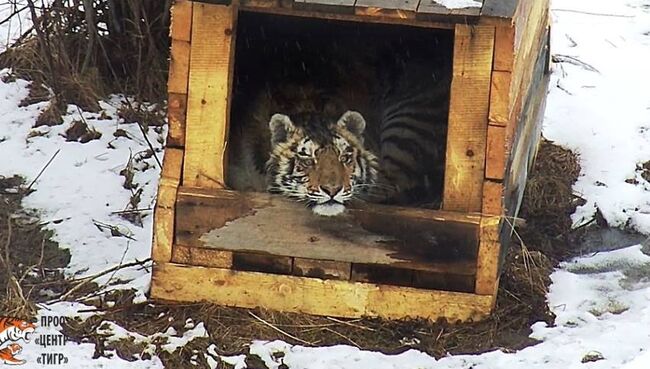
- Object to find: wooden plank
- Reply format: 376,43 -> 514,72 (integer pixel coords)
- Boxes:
293,0 -> 356,14
183,2 -> 237,188
485,124 -> 506,180
293,258 -> 351,280
152,181 -> 180,262
152,149 -> 184,263
174,188 -> 480,275
481,180 -> 503,216
239,3 -> 455,29
417,0 -> 482,18
442,24 -> 495,213
241,0 -> 280,7
161,148 -> 184,183
167,93 -> 187,148
151,263 -> 494,321
171,244 -> 233,268
356,0 -> 418,10
507,0 -> 548,120
480,0 -> 517,20
233,253 -> 293,274
168,40 -> 191,95
493,25 -> 515,72
170,0 -> 193,42
488,71 -> 512,125
475,216 -> 500,295
504,30 -> 550,222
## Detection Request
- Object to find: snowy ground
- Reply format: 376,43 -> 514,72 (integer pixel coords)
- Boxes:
1,0 -> 650,368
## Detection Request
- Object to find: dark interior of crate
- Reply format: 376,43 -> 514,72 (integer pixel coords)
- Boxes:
227,11 -> 454,206
196,12 -> 475,293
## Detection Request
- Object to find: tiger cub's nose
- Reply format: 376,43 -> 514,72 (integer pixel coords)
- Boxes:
321,185 -> 342,197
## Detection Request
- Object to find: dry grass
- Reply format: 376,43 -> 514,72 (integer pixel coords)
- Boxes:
518,138 -> 584,261
0,1 -> 170,125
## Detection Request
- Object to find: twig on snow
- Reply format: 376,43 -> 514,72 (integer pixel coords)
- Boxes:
552,54 -> 600,73
58,258 -> 152,301
25,148 -> 61,192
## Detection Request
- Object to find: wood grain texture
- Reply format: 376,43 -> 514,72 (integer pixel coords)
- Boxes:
183,3 -> 237,188
443,24 -> 495,213
171,244 -> 233,268
508,0 -> 548,121
504,29 -> 550,223
174,188 -> 480,275
485,124 -> 506,180
151,263 -> 494,321
356,0 -> 419,10
168,40 -> 191,95
152,149 -> 184,263
241,0 -> 280,7
170,0 -> 193,42
481,180 -> 503,216
488,70 -> 512,125
293,0 -> 356,13
493,25 -> 515,72
167,93 -> 187,147
475,216 -> 500,295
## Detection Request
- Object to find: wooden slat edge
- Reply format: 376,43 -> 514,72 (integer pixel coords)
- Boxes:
481,180 -> 503,216
183,2 -> 238,188
177,186 -> 484,224
171,244 -> 233,268
442,24 -> 495,213
151,263 -> 494,321
475,216 -> 501,295
485,124 -> 506,179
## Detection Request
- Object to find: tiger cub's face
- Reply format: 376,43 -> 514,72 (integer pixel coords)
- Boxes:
266,111 -> 378,216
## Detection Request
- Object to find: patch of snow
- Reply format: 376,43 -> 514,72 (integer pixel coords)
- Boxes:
432,0 -> 482,9
0,71 -> 165,301
543,0 -> 650,233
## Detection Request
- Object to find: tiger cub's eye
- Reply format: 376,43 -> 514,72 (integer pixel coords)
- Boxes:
341,153 -> 353,165
300,157 -> 315,167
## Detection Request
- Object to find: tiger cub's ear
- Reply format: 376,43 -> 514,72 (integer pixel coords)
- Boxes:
337,111 -> 366,138
269,114 -> 295,145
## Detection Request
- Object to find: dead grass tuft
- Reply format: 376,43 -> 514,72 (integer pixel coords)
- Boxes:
518,138 -> 584,261
65,120 -> 102,143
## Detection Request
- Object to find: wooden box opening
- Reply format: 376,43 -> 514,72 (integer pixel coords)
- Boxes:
172,11 -> 480,294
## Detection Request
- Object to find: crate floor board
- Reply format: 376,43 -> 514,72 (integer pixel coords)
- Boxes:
151,262 -> 493,321
175,188 -> 479,276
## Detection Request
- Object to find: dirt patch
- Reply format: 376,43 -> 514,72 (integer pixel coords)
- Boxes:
65,120 -> 102,143
0,176 -> 70,318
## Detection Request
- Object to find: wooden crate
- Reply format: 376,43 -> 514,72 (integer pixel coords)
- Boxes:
152,0 -> 551,322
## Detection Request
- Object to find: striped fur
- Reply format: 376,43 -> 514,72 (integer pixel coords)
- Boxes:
373,53 -> 451,206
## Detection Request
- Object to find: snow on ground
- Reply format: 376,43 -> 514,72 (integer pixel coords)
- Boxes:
1,0 -> 650,367
544,0 -> 650,232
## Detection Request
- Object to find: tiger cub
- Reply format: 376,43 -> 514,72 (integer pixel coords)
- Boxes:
226,85 -> 379,216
